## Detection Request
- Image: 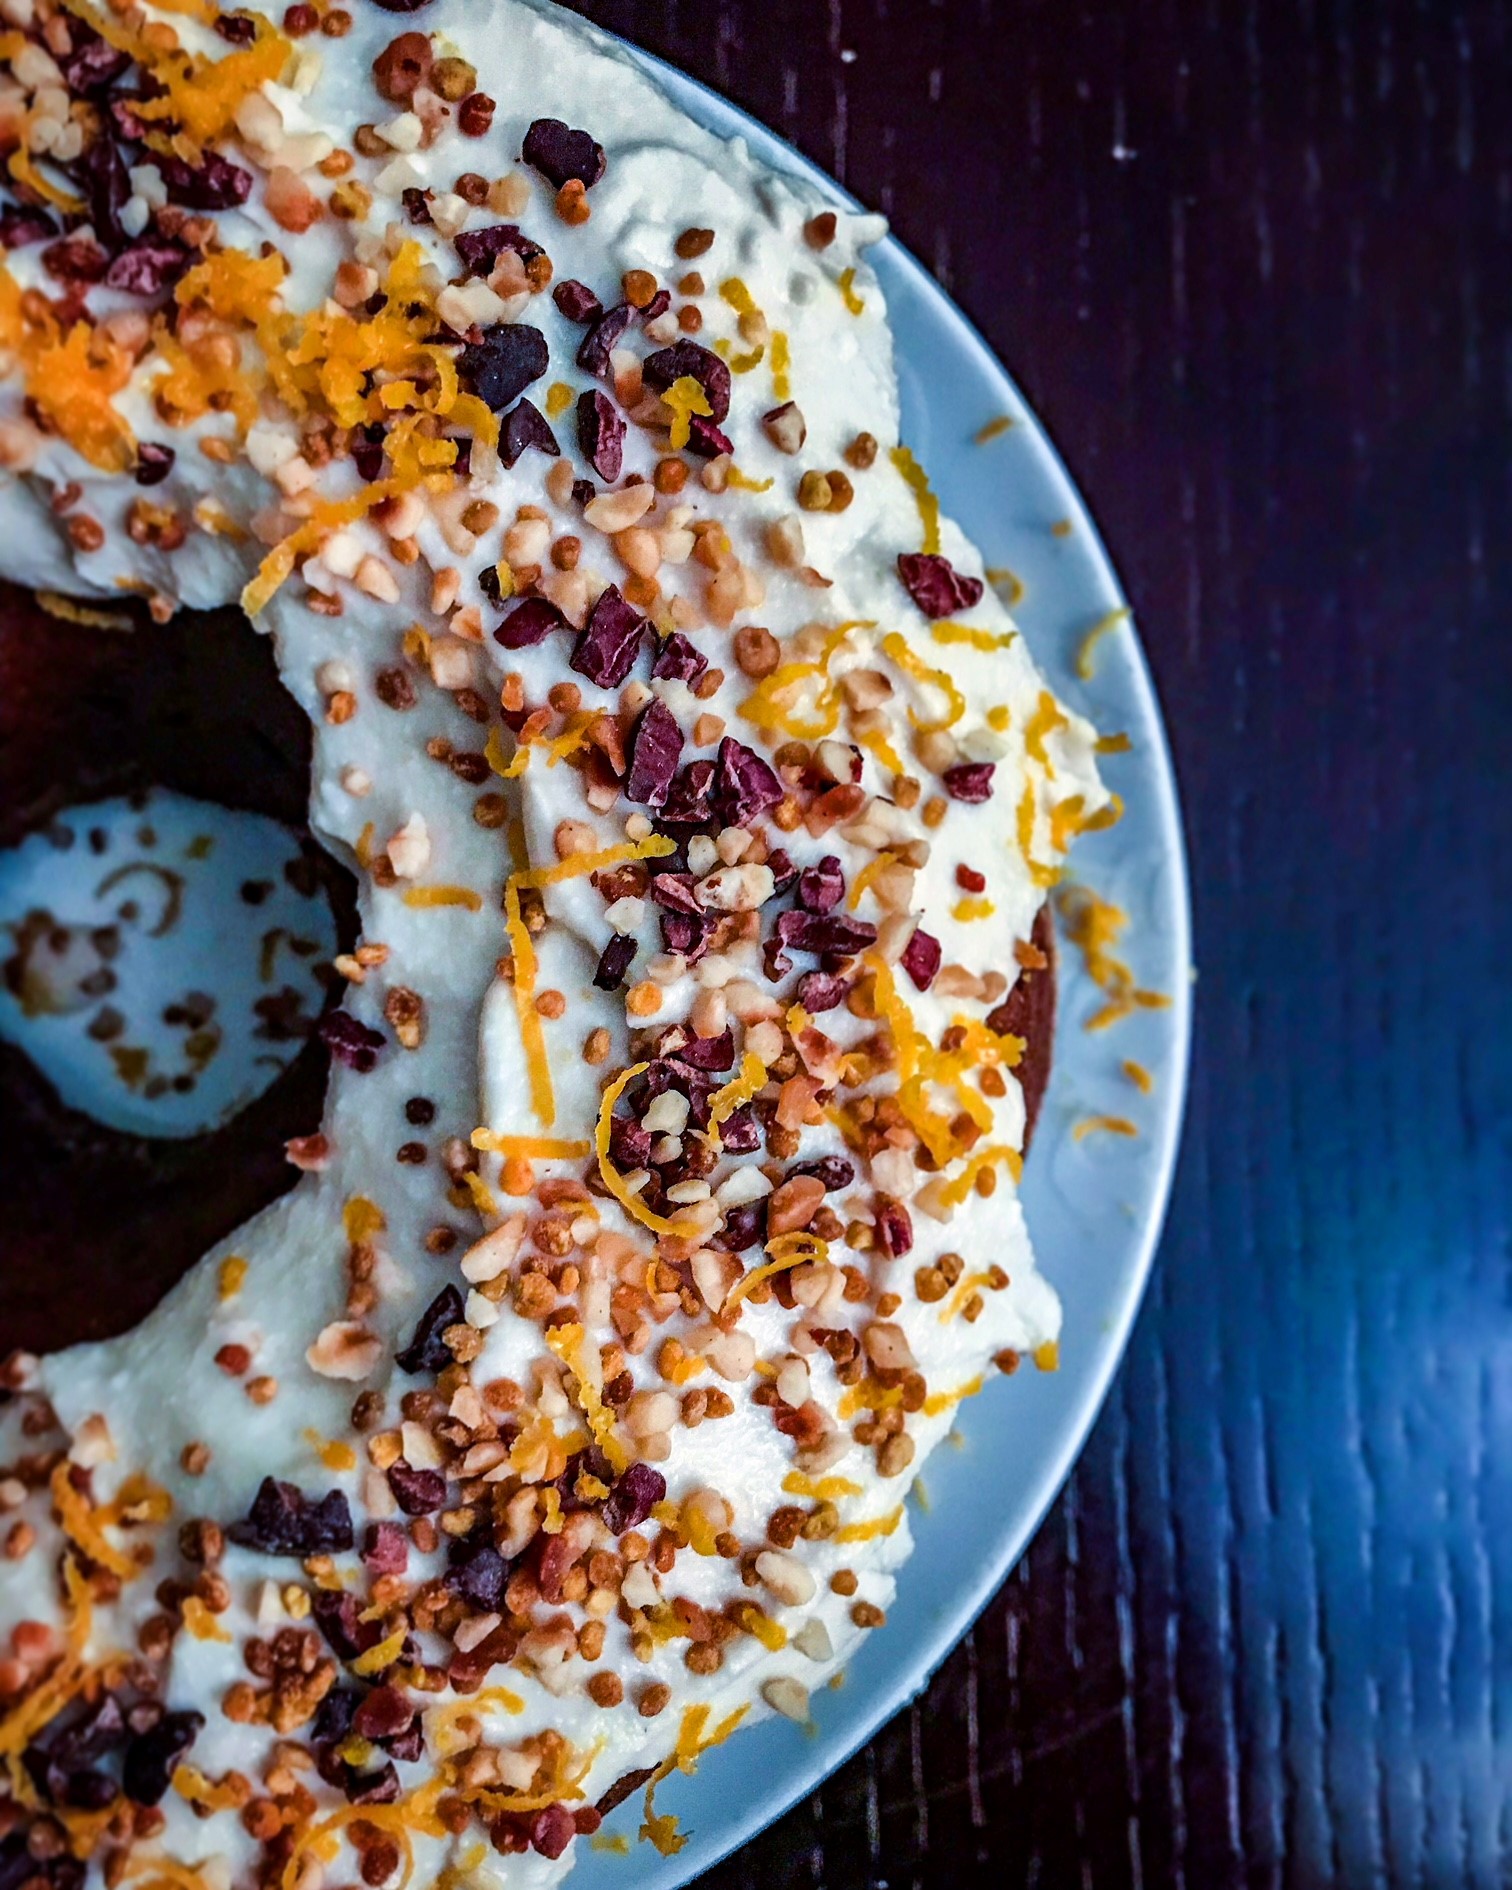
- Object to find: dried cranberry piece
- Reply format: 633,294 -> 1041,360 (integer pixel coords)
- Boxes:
659,759 -> 716,827
797,855 -> 845,913
942,762 -> 996,803
58,29 -> 131,95
362,1521 -> 409,1576
455,222 -> 543,278
774,909 -> 878,962
875,1198 -> 914,1258
122,1710 -> 203,1807
608,1114 -> 652,1170
150,151 -> 253,210
384,1720 -> 424,1765
712,737 -> 783,826
312,1588 -> 381,1661
796,969 -> 849,1012
458,322 -> 548,410
642,341 -> 731,424
42,237 -> 108,284
648,873 -> 699,914
353,1687 -> 414,1743
72,134 -> 128,251
230,1478 -> 354,1556
718,1106 -> 761,1154
593,934 -> 636,992
104,237 -> 189,297
897,551 -> 985,619
660,911 -> 715,962
674,1028 -> 735,1072
319,1010 -> 385,1072
717,1201 -> 767,1251
901,925 -> 943,990
395,1284 -> 465,1373
0,206 -> 57,248
793,1155 -> 856,1191
575,387 -> 625,482
522,117 -> 606,190
601,1462 -> 666,1534
576,301 -> 633,378
493,596 -> 568,650
499,396 -> 559,469
134,442 -> 175,486
401,186 -> 432,224
388,1461 -> 446,1515
447,1537 -> 508,1610
651,632 -> 707,684
571,584 -> 646,689
639,288 -> 671,323
553,278 -> 602,323
625,698 -> 685,808
685,415 -> 734,459
766,848 -> 799,893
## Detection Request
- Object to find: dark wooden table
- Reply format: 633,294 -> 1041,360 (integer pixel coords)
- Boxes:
565,4 -> 1512,1885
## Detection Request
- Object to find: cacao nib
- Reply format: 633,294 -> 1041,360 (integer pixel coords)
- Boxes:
522,117 -> 606,190
353,1687 -> 414,1743
530,1803 -> 578,1861
608,1115 -> 652,1171
717,1200 -> 767,1251
625,698 -> 684,808
793,1155 -> 856,1191
455,222 -> 543,278
353,423 -> 386,482
797,855 -> 845,913
494,596 -> 568,650
796,969 -> 850,1012
230,1478 -> 354,1556
553,278 -> 602,323
214,12 -> 257,42
659,759 -> 716,827
458,323 -> 548,410
134,442 -> 175,486
73,134 -> 128,252
319,1010 -> 385,1072
901,925 -> 943,990
898,550 -> 985,619
344,1761 -> 400,1805
372,0 -> 434,9
712,737 -> 783,826
570,584 -> 645,689
0,206 -> 57,249
771,909 -> 878,976
122,1710 -> 202,1807
766,848 -> 799,894
104,237 -> 189,297
42,237 -> 107,284
571,476 -> 596,506
387,1461 -> 446,1515
593,934 -> 636,991
717,1105 -> 760,1153
26,1695 -> 126,1805
641,341 -> 731,424
685,414 -> 734,459
576,302 -> 633,378
651,632 -> 707,684
401,186 -> 432,224
674,1028 -> 735,1071
447,1537 -> 508,1611
362,1521 -> 409,1576
943,762 -> 996,803
648,872 -> 700,914
639,288 -> 671,323
499,396 -> 559,469
58,29 -> 131,96
601,1462 -> 665,1535
312,1588 -> 381,1661
150,151 -> 253,210
313,1688 -> 358,1747
395,1284 -> 465,1373
575,387 -> 624,481
875,1198 -> 914,1258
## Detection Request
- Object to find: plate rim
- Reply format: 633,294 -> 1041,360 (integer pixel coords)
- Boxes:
582,30 -> 1193,1880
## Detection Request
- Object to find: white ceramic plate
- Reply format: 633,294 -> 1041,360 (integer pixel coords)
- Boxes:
571,40 -> 1194,1885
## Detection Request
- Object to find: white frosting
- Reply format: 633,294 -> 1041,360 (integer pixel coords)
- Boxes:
0,3 -> 1106,1883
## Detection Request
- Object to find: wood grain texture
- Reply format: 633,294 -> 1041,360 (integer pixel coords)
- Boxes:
563,2 -> 1512,1884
